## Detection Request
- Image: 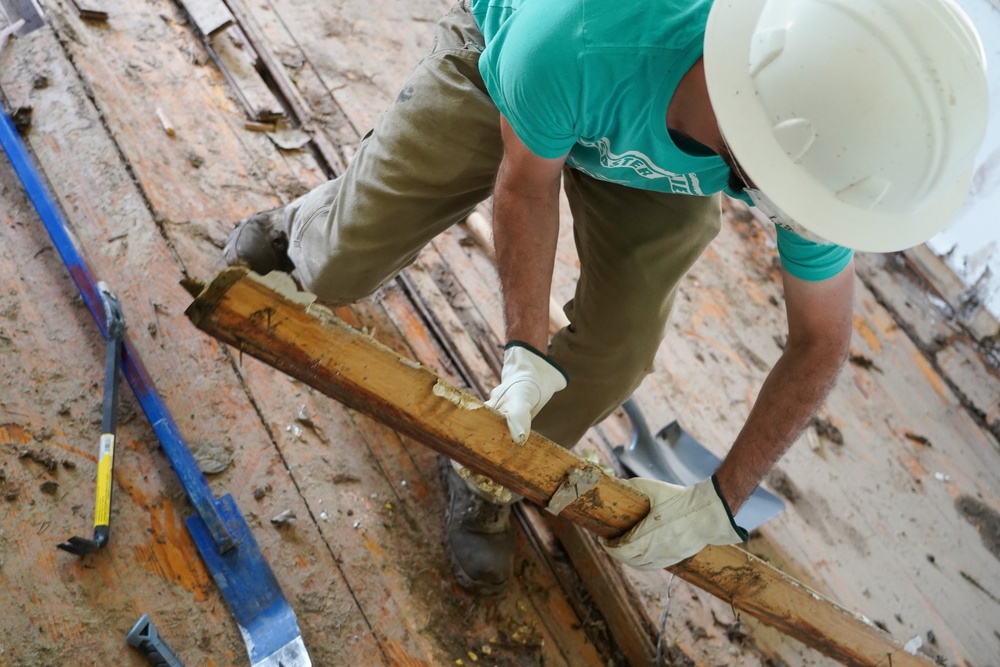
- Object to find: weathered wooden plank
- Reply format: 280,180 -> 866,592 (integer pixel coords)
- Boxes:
548,516 -> 658,667
187,269 -> 650,535
186,267 -> 937,667
221,0 -> 348,176
0,21 -> 383,666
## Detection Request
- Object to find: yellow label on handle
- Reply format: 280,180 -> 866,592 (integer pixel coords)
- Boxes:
94,434 -> 115,527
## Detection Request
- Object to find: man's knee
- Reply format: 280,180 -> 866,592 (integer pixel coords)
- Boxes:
302,256 -> 400,306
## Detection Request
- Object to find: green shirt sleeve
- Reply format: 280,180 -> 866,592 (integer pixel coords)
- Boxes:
774,225 -> 854,282
477,3 -> 582,158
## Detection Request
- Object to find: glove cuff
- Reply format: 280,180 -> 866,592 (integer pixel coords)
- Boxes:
711,474 -> 749,542
505,340 -> 569,385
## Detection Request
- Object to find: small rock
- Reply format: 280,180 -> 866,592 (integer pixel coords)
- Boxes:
295,405 -> 315,429
270,510 -> 296,526
18,447 -> 58,471
904,432 -> 932,447
39,481 -> 59,496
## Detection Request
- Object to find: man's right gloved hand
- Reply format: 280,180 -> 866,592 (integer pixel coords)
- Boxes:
600,475 -> 748,569
486,342 -> 568,445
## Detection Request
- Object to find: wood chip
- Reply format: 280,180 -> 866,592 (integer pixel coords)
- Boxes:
155,107 -> 175,137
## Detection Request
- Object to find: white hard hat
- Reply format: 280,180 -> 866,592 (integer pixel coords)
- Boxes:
704,0 -> 990,252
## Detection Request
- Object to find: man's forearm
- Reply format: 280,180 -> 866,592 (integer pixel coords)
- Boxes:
491,164 -> 562,351
714,339 -> 848,512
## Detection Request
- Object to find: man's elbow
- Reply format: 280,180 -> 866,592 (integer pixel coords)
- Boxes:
786,325 -> 852,373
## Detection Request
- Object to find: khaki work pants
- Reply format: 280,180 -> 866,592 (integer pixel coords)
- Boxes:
284,1 -> 721,448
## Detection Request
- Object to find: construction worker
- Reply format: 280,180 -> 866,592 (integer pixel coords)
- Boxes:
224,0 -> 989,592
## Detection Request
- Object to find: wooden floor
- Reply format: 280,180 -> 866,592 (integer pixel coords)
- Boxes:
1,0 -> 999,666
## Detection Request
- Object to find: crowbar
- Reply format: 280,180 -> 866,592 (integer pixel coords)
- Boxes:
0,70 -> 310,666
57,282 -> 125,555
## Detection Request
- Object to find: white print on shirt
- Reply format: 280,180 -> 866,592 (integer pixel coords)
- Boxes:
574,137 -> 705,195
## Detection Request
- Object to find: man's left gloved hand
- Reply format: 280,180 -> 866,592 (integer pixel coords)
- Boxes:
486,342 -> 568,445
600,475 -> 748,570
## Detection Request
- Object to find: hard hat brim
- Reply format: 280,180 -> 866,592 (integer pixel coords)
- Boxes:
703,0 -> 974,253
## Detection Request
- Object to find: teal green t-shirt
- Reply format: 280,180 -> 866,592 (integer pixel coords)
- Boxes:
471,0 -> 853,281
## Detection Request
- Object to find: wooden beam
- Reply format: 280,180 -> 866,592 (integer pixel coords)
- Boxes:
185,267 -> 936,667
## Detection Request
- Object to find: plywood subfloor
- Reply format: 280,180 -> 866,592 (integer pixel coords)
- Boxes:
0,3 -> 607,666
1,0 -> 999,666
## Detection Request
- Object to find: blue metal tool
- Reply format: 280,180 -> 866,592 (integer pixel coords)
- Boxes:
0,92 -> 309,666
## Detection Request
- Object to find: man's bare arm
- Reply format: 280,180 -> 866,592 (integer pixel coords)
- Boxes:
714,260 -> 855,512
492,116 -> 569,350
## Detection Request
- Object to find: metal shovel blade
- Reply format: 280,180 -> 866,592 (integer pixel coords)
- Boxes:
613,399 -> 785,532
186,494 -> 311,667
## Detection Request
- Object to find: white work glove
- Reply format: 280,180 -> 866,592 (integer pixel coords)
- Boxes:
486,342 -> 568,445
600,475 -> 748,570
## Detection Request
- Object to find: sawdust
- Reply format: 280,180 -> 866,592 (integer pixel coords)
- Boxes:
432,379 -> 483,411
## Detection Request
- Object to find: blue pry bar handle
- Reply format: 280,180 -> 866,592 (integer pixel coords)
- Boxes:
0,103 -> 236,553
